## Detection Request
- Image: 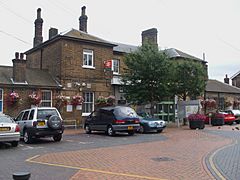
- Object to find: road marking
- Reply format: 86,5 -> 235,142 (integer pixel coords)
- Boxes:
78,141 -> 94,144
208,139 -> 238,180
26,155 -> 167,180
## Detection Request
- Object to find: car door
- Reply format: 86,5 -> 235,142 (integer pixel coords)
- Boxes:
15,111 -> 25,136
89,110 -> 100,130
99,109 -> 113,130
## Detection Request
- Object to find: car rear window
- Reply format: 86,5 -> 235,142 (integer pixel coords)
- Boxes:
37,109 -> 59,119
0,116 -> 14,123
113,107 -> 138,119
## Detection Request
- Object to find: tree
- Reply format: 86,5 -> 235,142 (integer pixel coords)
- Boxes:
122,43 -> 171,114
171,61 -> 207,101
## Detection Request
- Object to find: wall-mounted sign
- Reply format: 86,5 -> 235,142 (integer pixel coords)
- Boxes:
104,60 -> 112,70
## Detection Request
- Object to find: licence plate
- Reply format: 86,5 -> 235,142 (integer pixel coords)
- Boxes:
0,127 -> 10,131
38,121 -> 45,126
128,126 -> 133,130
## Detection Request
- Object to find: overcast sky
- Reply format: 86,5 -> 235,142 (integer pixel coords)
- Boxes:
1,0 -> 240,82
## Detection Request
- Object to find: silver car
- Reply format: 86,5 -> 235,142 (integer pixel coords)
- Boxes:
0,114 -> 20,147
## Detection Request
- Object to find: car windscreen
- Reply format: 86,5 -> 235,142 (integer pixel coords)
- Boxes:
0,116 -> 14,123
113,107 -> 138,119
37,109 -> 59,119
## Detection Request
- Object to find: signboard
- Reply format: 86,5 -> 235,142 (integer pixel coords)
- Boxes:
185,105 -> 199,117
104,60 -> 112,70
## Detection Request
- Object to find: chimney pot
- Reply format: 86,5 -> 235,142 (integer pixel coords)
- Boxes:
15,52 -> 19,59
79,6 -> 88,33
20,53 -> 24,59
224,74 -> 230,84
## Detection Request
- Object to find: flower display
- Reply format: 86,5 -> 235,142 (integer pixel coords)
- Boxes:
188,113 -> 206,122
55,94 -> 69,107
29,92 -> 41,105
8,91 -> 20,105
71,95 -> 84,106
201,99 -> 217,109
96,95 -> 115,106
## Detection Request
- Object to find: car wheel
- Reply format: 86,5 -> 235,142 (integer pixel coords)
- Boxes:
85,124 -> 92,134
107,126 -> 115,136
157,129 -> 163,133
53,134 -> 62,142
138,125 -> 145,133
128,131 -> 135,136
48,115 -> 62,130
23,130 -> 32,144
11,141 -> 19,147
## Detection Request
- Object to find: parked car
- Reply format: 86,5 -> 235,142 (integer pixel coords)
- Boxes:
136,113 -> 166,133
84,106 -> 140,136
14,107 -> 64,143
0,114 -> 20,147
205,112 -> 235,125
224,109 -> 240,124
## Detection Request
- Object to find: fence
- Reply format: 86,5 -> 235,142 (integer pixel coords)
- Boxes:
62,119 -> 77,129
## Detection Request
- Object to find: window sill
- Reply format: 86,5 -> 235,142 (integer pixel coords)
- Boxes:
82,113 -> 91,117
82,65 -> 95,69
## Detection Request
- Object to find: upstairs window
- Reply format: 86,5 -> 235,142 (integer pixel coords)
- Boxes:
41,90 -> 52,107
112,59 -> 120,74
83,50 -> 94,68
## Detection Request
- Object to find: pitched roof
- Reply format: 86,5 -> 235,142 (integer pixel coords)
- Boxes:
113,42 -> 138,53
61,29 -> 116,46
0,66 -> 60,88
206,79 -> 240,94
230,70 -> 240,80
164,48 -> 205,62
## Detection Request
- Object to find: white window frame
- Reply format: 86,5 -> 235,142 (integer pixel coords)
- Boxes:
82,92 -> 94,116
82,49 -> 95,69
40,90 -> 52,107
0,88 -> 3,113
112,59 -> 120,74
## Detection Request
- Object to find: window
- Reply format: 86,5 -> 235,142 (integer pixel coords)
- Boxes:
83,50 -> 94,68
82,92 -> 94,116
112,59 -> 120,74
0,89 -> 2,113
22,111 -> 30,120
29,110 -> 35,120
41,91 -> 52,107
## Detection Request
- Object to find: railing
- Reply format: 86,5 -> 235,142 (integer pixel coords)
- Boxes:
63,119 -> 77,129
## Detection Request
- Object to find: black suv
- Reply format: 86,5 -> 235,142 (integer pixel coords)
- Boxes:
84,106 -> 140,136
15,107 -> 64,143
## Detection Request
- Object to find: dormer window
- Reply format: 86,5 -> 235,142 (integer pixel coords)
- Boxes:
82,49 -> 94,69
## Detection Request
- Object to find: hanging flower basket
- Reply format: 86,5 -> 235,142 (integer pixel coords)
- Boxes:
55,95 -> 69,107
71,95 -> 84,106
96,95 -> 115,107
29,92 -> 41,106
8,91 -> 20,106
201,99 -> 217,110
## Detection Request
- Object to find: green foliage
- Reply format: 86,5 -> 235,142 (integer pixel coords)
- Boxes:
122,43 -> 172,105
171,61 -> 207,100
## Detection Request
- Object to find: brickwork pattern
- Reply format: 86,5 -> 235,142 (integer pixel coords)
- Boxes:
31,127 -> 231,180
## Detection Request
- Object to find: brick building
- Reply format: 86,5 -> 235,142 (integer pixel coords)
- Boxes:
0,6 -> 208,125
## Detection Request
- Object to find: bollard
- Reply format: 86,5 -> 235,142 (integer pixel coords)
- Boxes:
12,172 -> 31,180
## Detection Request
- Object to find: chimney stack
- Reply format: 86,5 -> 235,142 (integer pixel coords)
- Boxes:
79,6 -> 88,33
33,8 -> 43,47
224,74 -> 229,84
141,28 -> 158,47
12,52 -> 27,83
49,27 -> 58,40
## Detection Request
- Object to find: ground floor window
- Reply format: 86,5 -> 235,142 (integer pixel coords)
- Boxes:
82,92 -> 94,116
0,89 -> 2,113
40,90 -> 52,107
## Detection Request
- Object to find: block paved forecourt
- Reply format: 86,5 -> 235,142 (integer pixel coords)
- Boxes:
28,126 -> 232,180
